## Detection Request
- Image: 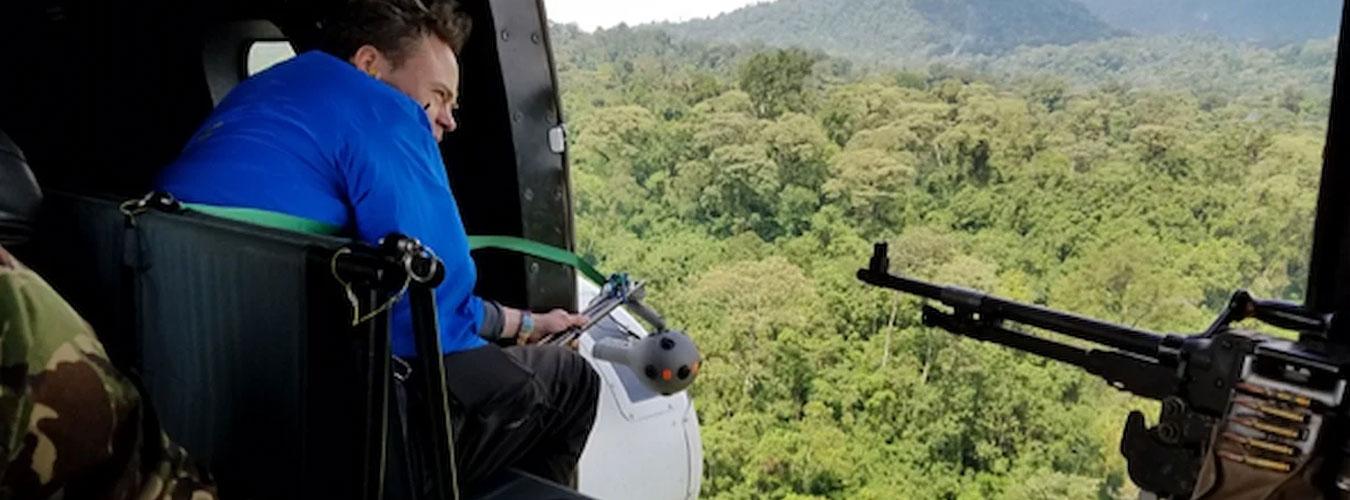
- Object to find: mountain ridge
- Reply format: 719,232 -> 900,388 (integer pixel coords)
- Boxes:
1073,0 -> 1340,44
646,0 -> 1123,62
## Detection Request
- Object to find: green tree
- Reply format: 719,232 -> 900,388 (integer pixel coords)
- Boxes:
739,49 -> 818,118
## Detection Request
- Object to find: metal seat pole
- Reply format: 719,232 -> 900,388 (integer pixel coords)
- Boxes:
390,234 -> 459,500
360,287 -> 392,500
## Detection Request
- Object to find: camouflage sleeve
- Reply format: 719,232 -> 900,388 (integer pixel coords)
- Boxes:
0,255 -> 216,499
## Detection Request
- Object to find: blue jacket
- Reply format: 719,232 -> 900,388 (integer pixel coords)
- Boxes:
157,51 -> 487,356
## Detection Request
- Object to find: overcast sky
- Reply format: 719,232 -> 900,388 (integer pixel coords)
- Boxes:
543,0 -> 768,31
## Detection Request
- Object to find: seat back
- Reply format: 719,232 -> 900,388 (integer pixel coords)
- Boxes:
29,192 -> 372,498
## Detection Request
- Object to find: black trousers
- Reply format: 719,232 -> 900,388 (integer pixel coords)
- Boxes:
396,343 -> 601,495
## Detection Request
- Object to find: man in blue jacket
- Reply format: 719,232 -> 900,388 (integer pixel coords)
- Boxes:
156,0 -> 599,490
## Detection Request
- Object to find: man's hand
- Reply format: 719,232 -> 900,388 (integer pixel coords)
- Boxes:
520,309 -> 587,345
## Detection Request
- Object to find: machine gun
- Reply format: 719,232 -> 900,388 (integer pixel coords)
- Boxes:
858,242 -> 1350,499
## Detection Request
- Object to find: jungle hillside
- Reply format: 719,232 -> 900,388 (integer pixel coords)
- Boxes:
551,0 -> 1338,497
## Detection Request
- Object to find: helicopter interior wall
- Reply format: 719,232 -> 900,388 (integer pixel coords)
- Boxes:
0,0 -> 271,196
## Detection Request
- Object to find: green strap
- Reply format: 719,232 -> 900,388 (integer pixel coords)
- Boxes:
468,235 -> 606,284
184,203 -> 341,235
179,204 -> 603,283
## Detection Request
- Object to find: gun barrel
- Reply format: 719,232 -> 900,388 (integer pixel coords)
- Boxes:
980,290 -> 1167,359
859,244 -> 1168,359
921,305 -> 1179,400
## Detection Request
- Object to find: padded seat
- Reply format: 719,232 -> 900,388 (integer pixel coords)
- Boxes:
29,192 -> 589,499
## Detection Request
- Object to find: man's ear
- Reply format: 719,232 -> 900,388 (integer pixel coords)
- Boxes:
349,45 -> 387,78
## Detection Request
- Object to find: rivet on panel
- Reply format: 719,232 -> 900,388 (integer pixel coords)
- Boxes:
531,32 -> 541,44
500,30 -> 510,41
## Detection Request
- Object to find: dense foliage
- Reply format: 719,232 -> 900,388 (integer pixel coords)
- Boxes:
552,16 -> 1330,500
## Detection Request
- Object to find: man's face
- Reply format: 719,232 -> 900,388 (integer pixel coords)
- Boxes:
376,35 -> 461,142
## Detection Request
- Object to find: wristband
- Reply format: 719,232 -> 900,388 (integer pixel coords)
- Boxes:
519,311 -> 535,339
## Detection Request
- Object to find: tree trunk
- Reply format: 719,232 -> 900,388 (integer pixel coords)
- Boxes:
881,298 -> 899,369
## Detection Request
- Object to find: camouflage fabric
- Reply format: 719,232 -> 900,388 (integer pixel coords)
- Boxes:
0,249 -> 215,499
